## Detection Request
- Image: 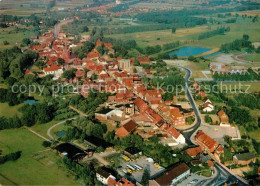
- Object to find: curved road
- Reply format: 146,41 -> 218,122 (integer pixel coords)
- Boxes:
173,65 -> 202,145
169,64 -> 247,185
47,117 -> 77,140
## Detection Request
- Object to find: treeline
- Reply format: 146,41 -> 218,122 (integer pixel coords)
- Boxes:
213,68 -> 260,81
162,41 -> 180,51
0,151 -> 22,164
0,47 -> 37,79
220,34 -> 254,53
233,93 -> 260,110
62,157 -> 96,185
0,97 -> 77,130
104,24 -> 172,34
135,11 -> 207,28
0,88 -> 23,106
198,26 -> 230,40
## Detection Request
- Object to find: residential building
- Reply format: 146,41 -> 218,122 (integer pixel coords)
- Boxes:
195,130 -> 223,162
149,163 -> 190,186
118,59 -> 131,70
116,119 -> 138,137
96,167 -> 116,185
183,146 -> 202,158
218,110 -> 230,126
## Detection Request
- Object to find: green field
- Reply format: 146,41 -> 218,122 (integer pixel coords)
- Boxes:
0,103 -> 24,118
243,55 -> 260,62
106,16 -> 260,49
0,128 -> 79,185
30,120 -> 61,139
0,27 -> 34,50
217,82 -> 260,93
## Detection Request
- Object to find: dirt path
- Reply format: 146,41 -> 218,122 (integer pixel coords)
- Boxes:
25,127 -> 50,142
69,105 -> 88,117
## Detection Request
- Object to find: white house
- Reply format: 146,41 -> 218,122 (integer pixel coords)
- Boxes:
96,168 -> 116,185
43,65 -> 63,79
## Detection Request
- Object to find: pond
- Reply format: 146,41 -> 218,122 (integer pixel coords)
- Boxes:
56,130 -> 66,137
24,100 -> 40,104
169,46 -> 212,57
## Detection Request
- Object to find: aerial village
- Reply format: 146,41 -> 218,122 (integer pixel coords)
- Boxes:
21,25 -> 256,185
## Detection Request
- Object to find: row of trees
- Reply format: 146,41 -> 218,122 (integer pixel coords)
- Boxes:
213,69 -> 260,81
220,34 -> 254,53
0,151 -> 22,164
198,26 -> 230,40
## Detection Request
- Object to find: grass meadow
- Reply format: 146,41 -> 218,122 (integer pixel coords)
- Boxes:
0,103 -> 24,118
0,128 -> 79,185
106,16 -> 260,49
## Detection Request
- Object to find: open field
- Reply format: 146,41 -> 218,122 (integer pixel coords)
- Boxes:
106,17 -> 260,49
0,103 -> 24,118
0,128 -> 79,185
0,27 -> 34,50
217,82 -> 260,93
242,55 -> 260,62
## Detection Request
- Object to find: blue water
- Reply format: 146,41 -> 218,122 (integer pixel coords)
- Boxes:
57,131 -> 66,137
169,46 -> 212,57
24,100 -> 40,104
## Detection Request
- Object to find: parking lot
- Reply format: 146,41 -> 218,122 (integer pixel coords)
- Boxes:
178,173 -> 207,186
117,155 -> 165,183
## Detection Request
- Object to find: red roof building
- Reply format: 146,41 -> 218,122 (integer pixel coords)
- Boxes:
116,120 -> 138,137
170,107 -> 185,126
183,147 -> 202,157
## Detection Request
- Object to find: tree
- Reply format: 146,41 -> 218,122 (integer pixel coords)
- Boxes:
171,27 -> 176,34
3,41 -> 9,45
22,38 -> 31,46
57,58 -> 65,65
42,141 -> 51,147
62,68 -> 77,79
205,115 -> 212,123
141,168 -> 150,186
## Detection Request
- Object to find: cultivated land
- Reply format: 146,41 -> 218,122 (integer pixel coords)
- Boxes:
0,103 -> 23,118
106,17 -> 260,49
0,128 -> 79,185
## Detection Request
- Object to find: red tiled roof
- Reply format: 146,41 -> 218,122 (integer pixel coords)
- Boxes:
167,126 -> 180,139
44,64 -> 62,72
104,43 -> 112,48
184,147 -> 202,157
195,130 -> 219,153
87,51 -> 100,59
96,39 -> 102,47
116,120 -> 137,137
75,70 -> 85,77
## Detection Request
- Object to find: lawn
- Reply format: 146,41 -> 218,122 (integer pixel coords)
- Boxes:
0,102 -> 24,118
0,128 -> 79,185
30,120 -> 61,139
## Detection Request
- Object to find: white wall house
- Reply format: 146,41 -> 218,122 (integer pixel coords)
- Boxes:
96,169 -> 116,185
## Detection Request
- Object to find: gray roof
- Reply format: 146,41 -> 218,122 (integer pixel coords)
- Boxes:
234,153 -> 255,161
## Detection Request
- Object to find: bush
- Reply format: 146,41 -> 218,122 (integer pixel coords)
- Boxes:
42,141 -> 51,147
